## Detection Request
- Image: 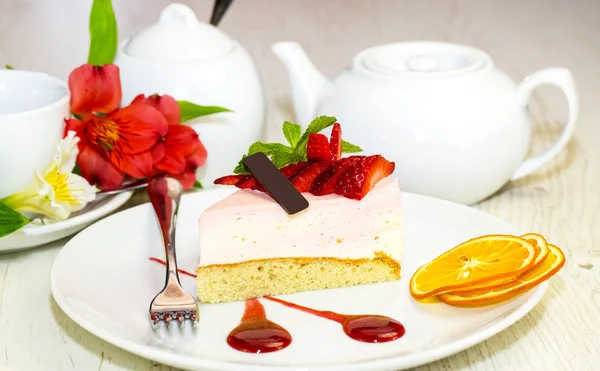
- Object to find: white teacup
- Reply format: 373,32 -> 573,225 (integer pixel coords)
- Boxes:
0,70 -> 69,199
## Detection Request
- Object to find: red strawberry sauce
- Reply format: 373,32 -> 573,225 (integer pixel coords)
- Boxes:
149,257 -> 406,352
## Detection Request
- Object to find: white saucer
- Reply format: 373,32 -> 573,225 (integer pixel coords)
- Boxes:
0,191 -> 133,252
50,187 -> 551,370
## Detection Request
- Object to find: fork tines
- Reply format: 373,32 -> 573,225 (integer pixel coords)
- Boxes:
150,309 -> 197,327
149,273 -> 199,328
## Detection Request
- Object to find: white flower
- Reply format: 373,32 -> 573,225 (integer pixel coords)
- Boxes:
54,130 -> 80,174
1,131 -> 98,221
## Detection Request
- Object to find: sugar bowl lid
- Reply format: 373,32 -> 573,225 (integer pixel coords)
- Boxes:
124,3 -> 235,61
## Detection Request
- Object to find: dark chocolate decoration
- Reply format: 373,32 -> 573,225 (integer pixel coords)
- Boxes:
242,152 -> 309,214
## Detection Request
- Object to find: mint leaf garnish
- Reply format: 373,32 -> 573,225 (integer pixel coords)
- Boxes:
88,0 -> 118,65
232,115 -> 363,175
4,65 -> 14,70
306,116 -> 338,134
248,142 -> 289,155
341,140 -> 362,153
233,142 -> 291,174
282,121 -> 302,147
177,101 -> 231,123
193,180 -> 203,189
271,150 -> 304,168
233,160 -> 248,174
0,201 -> 30,238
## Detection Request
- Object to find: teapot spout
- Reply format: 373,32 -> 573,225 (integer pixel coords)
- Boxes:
272,41 -> 331,125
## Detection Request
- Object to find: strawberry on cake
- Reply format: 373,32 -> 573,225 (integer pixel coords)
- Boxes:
195,117 -> 403,304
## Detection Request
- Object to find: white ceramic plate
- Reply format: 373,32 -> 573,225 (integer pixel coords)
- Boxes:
51,188 -> 548,371
0,191 -> 133,252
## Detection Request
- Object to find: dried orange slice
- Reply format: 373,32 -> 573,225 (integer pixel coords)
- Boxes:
409,235 -> 537,299
447,233 -> 546,294
438,244 -> 565,305
521,233 -> 549,268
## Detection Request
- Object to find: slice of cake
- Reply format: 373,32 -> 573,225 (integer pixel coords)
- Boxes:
195,120 -> 403,304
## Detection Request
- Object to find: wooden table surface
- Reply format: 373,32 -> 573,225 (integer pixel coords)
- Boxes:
1,0 -> 599,370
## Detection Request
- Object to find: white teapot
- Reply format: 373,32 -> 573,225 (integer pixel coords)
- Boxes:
114,3 -> 266,187
272,41 -> 578,205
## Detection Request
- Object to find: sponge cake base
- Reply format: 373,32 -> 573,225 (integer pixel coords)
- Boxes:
195,253 -> 400,304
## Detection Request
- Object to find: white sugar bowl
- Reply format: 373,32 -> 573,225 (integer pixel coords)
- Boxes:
114,3 -> 266,187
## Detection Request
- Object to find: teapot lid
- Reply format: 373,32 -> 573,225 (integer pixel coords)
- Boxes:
355,41 -> 493,78
124,3 -> 235,61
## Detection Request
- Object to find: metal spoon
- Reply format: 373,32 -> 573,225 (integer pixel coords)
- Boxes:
210,0 -> 234,26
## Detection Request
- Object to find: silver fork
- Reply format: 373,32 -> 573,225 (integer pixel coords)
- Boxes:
98,179 -> 148,195
147,177 -> 198,328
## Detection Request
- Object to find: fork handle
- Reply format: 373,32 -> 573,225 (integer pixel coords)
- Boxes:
147,177 -> 184,283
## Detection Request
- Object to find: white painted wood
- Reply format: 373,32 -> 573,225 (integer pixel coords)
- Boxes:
1,0 -> 599,369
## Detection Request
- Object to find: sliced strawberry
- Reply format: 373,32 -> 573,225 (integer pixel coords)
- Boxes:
292,161 -> 334,192
230,162 -> 309,192
307,133 -> 331,162
280,161 -> 310,179
214,174 -> 245,185
329,123 -> 342,160
335,155 -> 395,200
235,175 -> 265,191
309,156 -> 364,196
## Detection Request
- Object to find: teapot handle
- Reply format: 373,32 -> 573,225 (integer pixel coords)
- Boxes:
511,68 -> 579,180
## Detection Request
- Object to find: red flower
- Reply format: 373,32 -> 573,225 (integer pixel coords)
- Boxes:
65,117 -> 124,188
187,140 -> 208,169
177,141 -> 208,188
120,94 -> 208,190
69,64 -> 122,114
158,125 -> 208,189
154,125 -> 199,174
66,64 -> 169,189
131,94 -> 181,126
66,64 -> 207,190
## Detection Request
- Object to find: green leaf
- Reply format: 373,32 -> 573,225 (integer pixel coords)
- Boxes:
248,142 -> 289,156
233,158 -> 248,174
295,116 -> 337,157
282,121 -> 302,147
178,101 -> 231,123
193,180 -> 203,189
341,140 -> 363,153
88,0 -> 118,66
233,142 -> 291,174
271,150 -> 304,168
4,64 -> 14,70
0,201 -> 30,238
305,116 -> 338,135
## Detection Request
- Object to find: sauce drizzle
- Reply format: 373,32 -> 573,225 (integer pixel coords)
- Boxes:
264,296 -> 405,343
148,257 -> 197,278
227,298 -> 292,353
